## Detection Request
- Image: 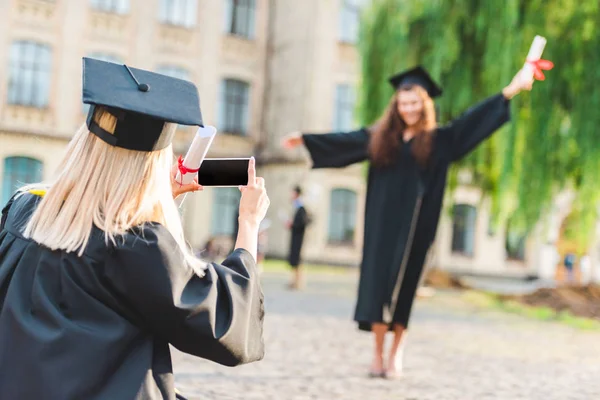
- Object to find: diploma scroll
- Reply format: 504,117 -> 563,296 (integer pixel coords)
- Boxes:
176,126 -> 217,185
523,35 -> 553,81
175,126 -> 217,207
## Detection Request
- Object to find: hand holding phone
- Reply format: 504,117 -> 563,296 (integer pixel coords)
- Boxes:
234,158 -> 270,260
238,158 -> 270,225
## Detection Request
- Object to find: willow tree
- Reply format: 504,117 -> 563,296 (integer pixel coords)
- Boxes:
358,0 -> 600,251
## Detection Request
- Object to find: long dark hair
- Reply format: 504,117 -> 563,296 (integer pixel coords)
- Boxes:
368,85 -> 437,167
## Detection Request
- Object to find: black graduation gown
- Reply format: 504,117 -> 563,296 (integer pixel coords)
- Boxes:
302,93 -> 510,331
0,192 -> 264,400
288,205 -> 309,268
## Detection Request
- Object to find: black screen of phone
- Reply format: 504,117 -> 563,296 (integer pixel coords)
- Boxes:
197,158 -> 249,186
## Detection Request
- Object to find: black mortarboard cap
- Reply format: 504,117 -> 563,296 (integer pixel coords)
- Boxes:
388,66 -> 443,98
82,57 -> 204,152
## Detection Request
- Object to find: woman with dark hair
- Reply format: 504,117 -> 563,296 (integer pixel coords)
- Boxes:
282,65 -> 537,378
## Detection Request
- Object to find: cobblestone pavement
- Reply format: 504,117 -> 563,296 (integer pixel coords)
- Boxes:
173,271 -> 600,400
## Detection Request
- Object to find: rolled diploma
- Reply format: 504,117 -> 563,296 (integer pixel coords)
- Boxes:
522,35 -> 547,81
175,126 -> 217,207
176,126 -> 217,185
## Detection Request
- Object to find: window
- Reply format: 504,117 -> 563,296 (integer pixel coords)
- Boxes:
333,84 -> 355,131
338,0 -> 361,44
218,79 -> 250,135
223,0 -> 256,39
83,53 -> 123,114
155,65 -> 191,81
159,0 -> 198,28
211,188 -> 241,236
487,215 -> 497,236
451,204 -> 477,256
8,41 -> 52,108
90,0 -> 130,14
505,219 -> 526,260
506,232 -> 526,261
328,189 -> 357,244
2,157 -> 43,205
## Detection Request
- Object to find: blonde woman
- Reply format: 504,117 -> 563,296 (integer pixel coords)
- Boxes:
0,58 -> 268,399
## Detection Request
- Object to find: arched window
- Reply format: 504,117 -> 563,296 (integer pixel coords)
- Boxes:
338,0 -> 361,44
505,218 -> 527,261
8,41 -> 52,108
328,188 -> 357,244
2,157 -> 43,205
159,0 -> 198,28
218,79 -> 250,135
451,204 -> 477,256
90,0 -> 130,14
334,84 -> 356,131
223,0 -> 256,39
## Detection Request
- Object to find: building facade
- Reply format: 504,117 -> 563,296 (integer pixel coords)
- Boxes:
1,0 -> 588,279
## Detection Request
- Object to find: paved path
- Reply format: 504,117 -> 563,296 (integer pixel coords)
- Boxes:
173,271 -> 600,400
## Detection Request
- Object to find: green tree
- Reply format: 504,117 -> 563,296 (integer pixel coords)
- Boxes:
358,0 -> 600,249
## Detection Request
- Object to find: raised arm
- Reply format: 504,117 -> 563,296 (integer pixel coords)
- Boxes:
282,129 -> 370,169
439,94 -> 511,162
108,158 -> 269,367
439,68 -> 535,162
108,225 -> 265,367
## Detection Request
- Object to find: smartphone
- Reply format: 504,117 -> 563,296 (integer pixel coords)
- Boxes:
197,158 -> 250,187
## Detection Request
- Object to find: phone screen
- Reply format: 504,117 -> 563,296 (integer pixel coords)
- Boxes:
197,158 -> 249,187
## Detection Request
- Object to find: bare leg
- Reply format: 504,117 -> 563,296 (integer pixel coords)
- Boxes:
370,323 -> 387,376
386,324 -> 406,378
294,266 -> 304,289
288,266 -> 303,289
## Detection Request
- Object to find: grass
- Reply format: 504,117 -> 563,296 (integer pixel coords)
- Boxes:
461,290 -> 600,331
261,258 -> 355,275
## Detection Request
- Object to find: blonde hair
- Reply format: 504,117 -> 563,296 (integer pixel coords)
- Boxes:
22,107 -> 205,274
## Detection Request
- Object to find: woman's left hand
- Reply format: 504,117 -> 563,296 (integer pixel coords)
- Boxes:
502,68 -> 535,100
171,163 -> 203,199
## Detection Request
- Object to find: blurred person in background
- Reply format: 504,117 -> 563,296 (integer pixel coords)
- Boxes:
564,252 -> 576,283
282,65 -> 538,378
286,186 -> 310,290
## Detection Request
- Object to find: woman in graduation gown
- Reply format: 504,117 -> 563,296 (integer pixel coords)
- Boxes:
0,58 -> 268,399
282,65 -> 536,378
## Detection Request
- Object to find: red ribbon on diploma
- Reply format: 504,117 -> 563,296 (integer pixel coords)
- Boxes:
526,58 -> 554,81
177,155 -> 199,186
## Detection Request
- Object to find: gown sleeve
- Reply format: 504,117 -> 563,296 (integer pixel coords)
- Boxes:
302,128 -> 370,169
106,224 -> 264,367
438,93 -> 511,162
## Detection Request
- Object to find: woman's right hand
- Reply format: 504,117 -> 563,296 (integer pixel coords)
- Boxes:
281,131 -> 304,150
238,157 -> 270,226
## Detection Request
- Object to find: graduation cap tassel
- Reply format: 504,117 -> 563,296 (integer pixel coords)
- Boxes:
123,64 -> 150,92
